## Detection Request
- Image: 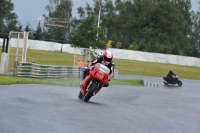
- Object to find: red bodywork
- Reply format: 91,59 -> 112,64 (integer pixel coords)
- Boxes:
80,63 -> 109,96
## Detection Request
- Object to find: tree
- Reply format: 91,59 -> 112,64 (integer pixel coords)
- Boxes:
68,15 -> 107,49
190,11 -> 200,57
45,0 -> 73,18
0,0 -> 18,32
33,22 -> 43,40
44,0 -> 73,42
94,0 -> 194,55
24,23 -> 34,39
16,23 -> 23,32
77,7 -> 85,19
85,2 -> 93,17
70,17 -> 80,32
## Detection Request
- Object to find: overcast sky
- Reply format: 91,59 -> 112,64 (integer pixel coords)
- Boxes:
11,0 -> 199,30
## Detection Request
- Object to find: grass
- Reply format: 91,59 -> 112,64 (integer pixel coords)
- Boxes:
0,75 -> 79,86
1,46 -> 200,81
115,59 -> 200,80
0,75 -> 143,86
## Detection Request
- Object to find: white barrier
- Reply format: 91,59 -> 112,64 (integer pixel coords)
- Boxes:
0,39 -> 200,67
0,39 -> 62,51
107,48 -> 200,67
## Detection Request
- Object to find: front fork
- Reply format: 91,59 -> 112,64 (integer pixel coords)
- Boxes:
86,80 -> 93,92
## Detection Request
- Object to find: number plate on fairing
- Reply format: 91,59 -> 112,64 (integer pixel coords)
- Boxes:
99,64 -> 110,74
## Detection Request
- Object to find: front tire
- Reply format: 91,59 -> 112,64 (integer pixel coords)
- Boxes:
163,81 -> 168,85
84,83 -> 98,102
177,80 -> 182,86
78,91 -> 84,99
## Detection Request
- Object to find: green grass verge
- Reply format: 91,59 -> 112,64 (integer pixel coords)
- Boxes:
1,46 -> 200,80
0,75 -> 143,86
115,59 -> 200,80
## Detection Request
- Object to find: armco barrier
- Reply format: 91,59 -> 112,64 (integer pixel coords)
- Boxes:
16,62 -> 80,79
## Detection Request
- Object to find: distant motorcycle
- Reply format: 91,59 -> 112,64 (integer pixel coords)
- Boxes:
163,75 -> 182,86
78,63 -> 110,102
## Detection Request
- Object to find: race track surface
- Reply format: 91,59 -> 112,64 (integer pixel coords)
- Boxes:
0,75 -> 200,133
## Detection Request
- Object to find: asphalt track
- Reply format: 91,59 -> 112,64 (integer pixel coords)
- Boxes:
0,75 -> 200,133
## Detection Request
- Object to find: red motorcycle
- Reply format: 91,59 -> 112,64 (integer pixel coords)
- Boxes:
78,63 -> 111,102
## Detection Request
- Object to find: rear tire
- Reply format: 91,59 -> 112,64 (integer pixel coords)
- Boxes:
84,83 -> 98,102
177,80 -> 182,86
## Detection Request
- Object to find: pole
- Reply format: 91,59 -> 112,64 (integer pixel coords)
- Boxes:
97,2 -> 102,37
22,32 -> 28,62
73,48 -> 77,66
16,33 -> 19,61
97,5 -> 101,28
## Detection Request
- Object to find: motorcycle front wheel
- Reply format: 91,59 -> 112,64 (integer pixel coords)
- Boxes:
78,91 -> 84,100
163,80 -> 168,85
177,80 -> 182,86
84,83 -> 98,102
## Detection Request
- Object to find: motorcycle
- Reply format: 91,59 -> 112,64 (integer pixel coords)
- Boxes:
163,75 -> 182,86
78,63 -> 111,102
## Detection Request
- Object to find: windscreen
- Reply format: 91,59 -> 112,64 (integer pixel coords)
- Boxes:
96,63 -> 110,74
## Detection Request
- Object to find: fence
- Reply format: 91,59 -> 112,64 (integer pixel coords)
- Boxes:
15,62 -> 119,79
16,62 -> 80,79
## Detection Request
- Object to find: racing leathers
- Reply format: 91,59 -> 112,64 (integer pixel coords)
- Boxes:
167,70 -> 176,82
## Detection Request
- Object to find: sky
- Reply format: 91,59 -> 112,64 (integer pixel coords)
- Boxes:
11,0 -> 200,30
12,0 -> 96,29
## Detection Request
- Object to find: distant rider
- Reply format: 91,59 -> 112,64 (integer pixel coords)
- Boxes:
81,50 -> 115,87
167,70 -> 176,82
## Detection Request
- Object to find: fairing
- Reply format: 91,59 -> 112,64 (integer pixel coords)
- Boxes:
80,63 -> 109,96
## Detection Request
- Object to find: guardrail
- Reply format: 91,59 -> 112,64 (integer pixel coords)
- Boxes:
15,62 -> 80,79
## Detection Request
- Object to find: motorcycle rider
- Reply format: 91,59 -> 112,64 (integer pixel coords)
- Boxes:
81,50 -> 115,87
167,70 -> 176,82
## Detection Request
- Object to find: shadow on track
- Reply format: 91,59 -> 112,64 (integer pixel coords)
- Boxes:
163,84 -> 182,88
76,99 -> 107,106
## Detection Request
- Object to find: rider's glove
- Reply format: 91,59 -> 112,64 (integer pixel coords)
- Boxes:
108,72 -> 114,81
86,65 -> 94,70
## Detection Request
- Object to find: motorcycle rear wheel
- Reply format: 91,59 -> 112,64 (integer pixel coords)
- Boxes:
84,83 -> 98,102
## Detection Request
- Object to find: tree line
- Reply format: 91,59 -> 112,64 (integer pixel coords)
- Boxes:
1,0 -> 200,57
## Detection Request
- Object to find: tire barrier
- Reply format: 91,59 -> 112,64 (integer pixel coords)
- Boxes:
16,62 -> 80,79
140,80 -> 158,88
15,62 -> 119,79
